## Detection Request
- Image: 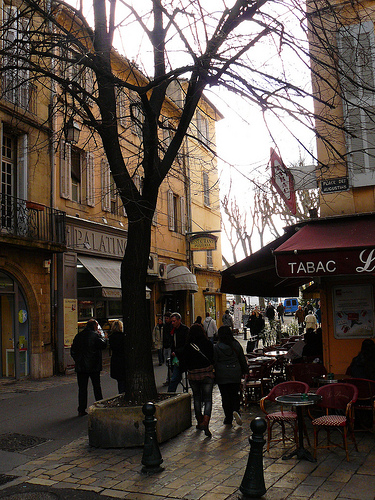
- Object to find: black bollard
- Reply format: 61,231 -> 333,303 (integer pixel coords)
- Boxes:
239,417 -> 267,498
141,402 -> 164,474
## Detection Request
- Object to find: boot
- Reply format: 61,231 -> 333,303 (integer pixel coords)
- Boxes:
196,414 -> 204,430
201,415 -> 212,437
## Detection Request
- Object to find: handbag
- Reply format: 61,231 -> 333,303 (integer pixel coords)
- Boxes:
188,343 -> 215,380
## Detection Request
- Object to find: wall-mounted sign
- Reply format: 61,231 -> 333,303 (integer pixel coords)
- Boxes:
64,299 -> 78,347
275,247 -> 375,277
190,233 -> 218,251
333,285 -> 374,339
321,177 -> 349,193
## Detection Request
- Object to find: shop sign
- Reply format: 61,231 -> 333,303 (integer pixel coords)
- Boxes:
190,233 -> 218,251
102,288 -> 122,298
275,248 -> 375,277
67,225 -> 127,257
333,285 -> 374,338
321,177 -> 349,193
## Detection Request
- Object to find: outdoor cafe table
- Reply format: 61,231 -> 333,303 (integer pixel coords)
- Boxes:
275,393 -> 322,462
317,374 -> 352,385
265,350 -> 288,357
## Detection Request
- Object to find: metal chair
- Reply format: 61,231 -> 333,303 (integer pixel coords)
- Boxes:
286,362 -> 327,390
243,359 -> 276,406
312,383 -> 358,461
342,378 -> 375,432
260,381 -> 310,451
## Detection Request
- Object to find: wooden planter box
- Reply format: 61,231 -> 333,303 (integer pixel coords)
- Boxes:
88,392 -> 192,448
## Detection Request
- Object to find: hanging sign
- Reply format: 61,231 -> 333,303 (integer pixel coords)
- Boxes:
270,148 -> 296,215
189,233 -> 218,251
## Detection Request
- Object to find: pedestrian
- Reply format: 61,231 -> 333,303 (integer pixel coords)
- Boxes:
315,302 -> 322,327
305,311 -> 318,331
162,312 -> 173,387
194,315 -> 203,325
108,320 -> 126,394
276,302 -> 285,323
203,312 -> 218,342
180,323 -> 214,437
295,305 -> 305,334
304,301 -> 314,316
70,318 -> 107,416
152,316 -> 164,366
348,339 -> 375,380
214,325 -> 248,426
222,309 -> 234,329
265,302 -> 275,323
168,312 -> 189,392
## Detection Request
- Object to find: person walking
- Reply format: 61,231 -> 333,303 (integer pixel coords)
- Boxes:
295,305 -> 305,334
162,312 -> 173,386
276,302 -> 285,323
180,324 -> 214,437
168,312 -> 189,392
203,312 -> 218,342
222,309 -> 234,329
70,318 -> 107,416
305,311 -> 318,331
108,320 -> 126,394
152,317 -> 164,365
214,325 -> 248,426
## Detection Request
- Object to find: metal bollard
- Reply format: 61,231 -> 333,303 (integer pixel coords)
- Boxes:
243,327 -> 248,340
141,402 -> 164,474
239,417 -> 267,498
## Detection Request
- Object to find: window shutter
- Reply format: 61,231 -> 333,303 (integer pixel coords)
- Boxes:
203,171 -> 210,206
17,133 -> 28,200
118,89 -> 127,127
60,140 -> 71,199
86,152 -> 95,206
338,22 -> 375,187
180,196 -> 186,234
167,190 -> 174,231
101,158 -> 111,211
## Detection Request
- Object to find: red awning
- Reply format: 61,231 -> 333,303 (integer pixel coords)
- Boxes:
274,214 -> 375,278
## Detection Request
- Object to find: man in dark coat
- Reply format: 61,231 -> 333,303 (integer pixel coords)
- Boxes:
168,312 -> 189,392
71,318 -> 107,416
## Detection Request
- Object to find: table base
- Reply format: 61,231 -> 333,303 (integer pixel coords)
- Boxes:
282,447 -> 316,462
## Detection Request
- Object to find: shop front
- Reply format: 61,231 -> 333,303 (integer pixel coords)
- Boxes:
221,213 -> 375,374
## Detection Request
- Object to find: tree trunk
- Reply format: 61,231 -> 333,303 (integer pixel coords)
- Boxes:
122,215 -> 158,402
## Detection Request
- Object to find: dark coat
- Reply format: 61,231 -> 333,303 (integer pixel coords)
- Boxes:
71,326 -> 107,373
171,323 -> 190,353
214,339 -> 247,385
109,331 -> 126,381
180,337 -> 214,371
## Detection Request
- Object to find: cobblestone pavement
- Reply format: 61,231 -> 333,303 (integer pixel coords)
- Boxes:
1,343 -> 375,499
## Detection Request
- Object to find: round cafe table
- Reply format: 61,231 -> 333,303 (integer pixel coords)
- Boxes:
265,350 -> 288,357
275,393 -> 322,462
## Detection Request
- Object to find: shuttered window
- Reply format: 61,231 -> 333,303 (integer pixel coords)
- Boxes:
337,22 -> 375,187
101,158 -> 111,212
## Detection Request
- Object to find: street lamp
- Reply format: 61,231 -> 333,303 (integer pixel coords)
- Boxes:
65,118 -> 81,144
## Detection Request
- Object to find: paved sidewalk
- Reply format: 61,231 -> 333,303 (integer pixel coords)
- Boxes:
1,340 -> 375,499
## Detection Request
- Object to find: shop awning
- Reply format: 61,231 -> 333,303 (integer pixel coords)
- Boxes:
220,228 -> 307,297
78,256 -> 151,298
274,214 -> 375,278
163,264 -> 198,292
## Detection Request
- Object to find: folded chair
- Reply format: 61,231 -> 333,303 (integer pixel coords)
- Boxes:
260,381 -> 310,451
312,383 -> 358,461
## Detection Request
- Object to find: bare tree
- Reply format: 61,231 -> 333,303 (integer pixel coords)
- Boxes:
1,0 -> 371,400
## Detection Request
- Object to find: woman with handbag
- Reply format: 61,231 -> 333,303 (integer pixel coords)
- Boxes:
180,323 -> 214,437
214,325 -> 248,426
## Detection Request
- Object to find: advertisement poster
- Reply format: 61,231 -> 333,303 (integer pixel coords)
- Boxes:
233,303 -> 244,330
64,299 -> 78,347
333,285 -> 374,339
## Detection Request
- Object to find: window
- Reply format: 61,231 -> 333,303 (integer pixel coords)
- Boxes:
167,190 -> 186,233
337,22 -> 375,187
203,171 -> 210,206
60,140 -> 93,205
101,158 -> 111,212
130,92 -> 144,139
117,88 -> 127,127
71,148 -> 81,203
196,110 -> 210,147
206,250 -> 213,269
2,5 -> 32,111
0,128 -> 28,229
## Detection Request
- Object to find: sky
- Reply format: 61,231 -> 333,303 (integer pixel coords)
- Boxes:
66,0 -> 316,259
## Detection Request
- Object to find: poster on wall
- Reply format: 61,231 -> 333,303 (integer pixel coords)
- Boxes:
64,298 -> 78,347
333,285 -> 374,339
233,303 -> 244,330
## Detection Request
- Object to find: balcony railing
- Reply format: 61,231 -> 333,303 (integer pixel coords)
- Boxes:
0,194 -> 66,246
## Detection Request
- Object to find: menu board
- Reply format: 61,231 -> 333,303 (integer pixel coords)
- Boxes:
333,285 -> 374,339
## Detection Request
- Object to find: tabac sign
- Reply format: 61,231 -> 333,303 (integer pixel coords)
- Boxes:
189,233 -> 218,251
275,248 -> 375,277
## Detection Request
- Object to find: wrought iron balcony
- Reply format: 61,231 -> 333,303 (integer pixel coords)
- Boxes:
0,194 -> 66,247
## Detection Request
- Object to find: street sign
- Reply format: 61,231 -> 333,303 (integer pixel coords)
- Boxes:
321,177 -> 349,193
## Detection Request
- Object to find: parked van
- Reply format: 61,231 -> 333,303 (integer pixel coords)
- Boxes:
283,298 -> 299,315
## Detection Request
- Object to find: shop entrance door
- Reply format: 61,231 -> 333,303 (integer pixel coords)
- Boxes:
0,271 -> 29,378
